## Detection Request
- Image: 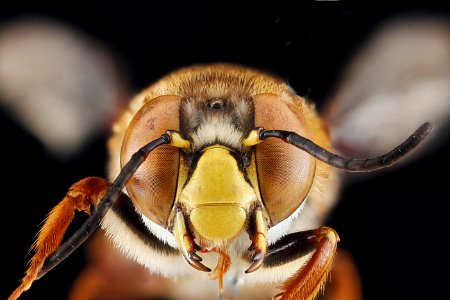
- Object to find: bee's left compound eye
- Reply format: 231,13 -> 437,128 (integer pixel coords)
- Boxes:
252,93 -> 317,225
121,95 -> 182,226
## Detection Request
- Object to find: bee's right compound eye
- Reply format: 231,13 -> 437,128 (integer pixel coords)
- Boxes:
121,95 -> 182,227
252,93 -> 318,225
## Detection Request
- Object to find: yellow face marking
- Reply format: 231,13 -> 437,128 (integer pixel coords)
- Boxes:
190,206 -> 246,241
179,146 -> 257,241
242,129 -> 262,147
168,131 -> 191,149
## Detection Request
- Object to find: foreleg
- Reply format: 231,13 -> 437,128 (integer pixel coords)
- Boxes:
264,227 -> 339,300
8,177 -> 110,300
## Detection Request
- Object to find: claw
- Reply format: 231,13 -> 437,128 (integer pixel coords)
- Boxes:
245,205 -> 267,273
272,292 -> 283,300
187,255 -> 211,272
252,250 -> 265,262
189,252 -> 203,262
189,239 -> 202,251
174,207 -> 211,272
245,233 -> 267,273
246,250 -> 265,273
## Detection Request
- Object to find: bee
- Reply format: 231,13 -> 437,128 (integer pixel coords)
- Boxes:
7,12 -> 450,300
8,62 -> 432,300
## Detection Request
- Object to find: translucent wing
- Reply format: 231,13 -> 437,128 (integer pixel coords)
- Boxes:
0,16 -> 129,159
323,15 -> 450,162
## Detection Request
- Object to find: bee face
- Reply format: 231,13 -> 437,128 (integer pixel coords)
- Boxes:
9,62 -> 434,300
119,64 -> 327,244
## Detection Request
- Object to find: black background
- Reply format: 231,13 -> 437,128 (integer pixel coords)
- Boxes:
1,1 -> 449,299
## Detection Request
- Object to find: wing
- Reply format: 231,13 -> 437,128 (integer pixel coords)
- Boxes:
322,14 -> 450,167
0,16 -> 129,159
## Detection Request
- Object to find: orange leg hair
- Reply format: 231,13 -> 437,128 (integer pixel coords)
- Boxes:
8,177 -> 111,300
319,248 -> 362,300
271,227 -> 339,300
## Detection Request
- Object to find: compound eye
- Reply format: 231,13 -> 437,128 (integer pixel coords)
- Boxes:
253,93 -> 316,225
121,95 -> 181,226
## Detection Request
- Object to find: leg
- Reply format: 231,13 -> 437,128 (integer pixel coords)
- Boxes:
318,248 -> 362,300
264,227 -> 339,300
8,177 -> 111,300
